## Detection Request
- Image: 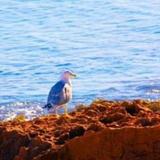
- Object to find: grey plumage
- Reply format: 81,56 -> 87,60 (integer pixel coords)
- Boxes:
44,71 -> 76,114
47,80 -> 72,106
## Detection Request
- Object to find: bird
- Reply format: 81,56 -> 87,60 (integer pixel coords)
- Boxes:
44,70 -> 76,115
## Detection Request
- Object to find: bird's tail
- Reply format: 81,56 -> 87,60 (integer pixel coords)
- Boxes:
43,103 -> 52,109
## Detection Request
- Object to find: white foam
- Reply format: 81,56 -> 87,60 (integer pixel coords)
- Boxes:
0,102 -> 44,121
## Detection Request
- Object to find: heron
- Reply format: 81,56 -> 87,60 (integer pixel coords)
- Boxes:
44,71 -> 76,115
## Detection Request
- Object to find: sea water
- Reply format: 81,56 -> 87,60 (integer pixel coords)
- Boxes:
0,0 -> 160,120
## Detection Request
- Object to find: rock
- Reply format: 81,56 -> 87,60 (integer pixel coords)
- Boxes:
58,126 -> 160,160
69,126 -> 85,139
87,122 -> 105,132
0,99 -> 160,160
100,112 -> 125,124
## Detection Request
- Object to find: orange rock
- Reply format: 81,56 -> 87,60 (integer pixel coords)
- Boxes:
58,126 -> 160,160
0,99 -> 160,160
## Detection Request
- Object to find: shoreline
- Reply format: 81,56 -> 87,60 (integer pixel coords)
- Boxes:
0,99 -> 160,160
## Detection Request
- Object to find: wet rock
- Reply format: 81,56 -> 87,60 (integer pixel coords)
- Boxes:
100,112 -> 125,124
14,146 -> 27,160
54,130 -> 64,137
29,131 -> 38,138
57,133 -> 69,145
69,126 -> 85,139
87,122 -> 105,132
85,109 -> 98,117
0,130 -> 30,160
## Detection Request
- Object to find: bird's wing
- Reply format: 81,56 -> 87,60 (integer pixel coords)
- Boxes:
47,80 -> 65,105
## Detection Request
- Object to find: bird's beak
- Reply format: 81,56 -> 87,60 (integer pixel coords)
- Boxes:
71,73 -> 77,78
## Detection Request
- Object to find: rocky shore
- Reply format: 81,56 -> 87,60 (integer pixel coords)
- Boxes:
0,99 -> 160,160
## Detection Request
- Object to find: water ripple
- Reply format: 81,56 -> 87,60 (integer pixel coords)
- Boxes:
0,0 -> 160,120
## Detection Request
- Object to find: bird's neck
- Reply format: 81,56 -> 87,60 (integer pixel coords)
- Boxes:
61,78 -> 72,85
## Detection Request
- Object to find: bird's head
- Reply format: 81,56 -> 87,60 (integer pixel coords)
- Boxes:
61,70 -> 76,82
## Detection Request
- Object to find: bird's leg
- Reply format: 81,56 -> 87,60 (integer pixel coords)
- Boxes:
64,104 -> 68,115
55,107 -> 58,115
51,106 -> 59,117
63,105 -> 72,118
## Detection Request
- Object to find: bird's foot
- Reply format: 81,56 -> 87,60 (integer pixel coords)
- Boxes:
55,114 -> 60,118
63,113 -> 72,119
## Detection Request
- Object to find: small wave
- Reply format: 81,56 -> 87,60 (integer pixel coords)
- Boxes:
100,87 -> 120,94
151,89 -> 160,94
0,102 -> 44,121
136,84 -> 160,92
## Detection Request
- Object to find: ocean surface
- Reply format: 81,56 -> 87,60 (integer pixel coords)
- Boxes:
0,0 -> 160,120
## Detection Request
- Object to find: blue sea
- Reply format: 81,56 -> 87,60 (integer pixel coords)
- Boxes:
0,0 -> 160,120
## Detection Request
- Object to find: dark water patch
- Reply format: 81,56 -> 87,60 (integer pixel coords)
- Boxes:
154,31 -> 160,34
0,71 -> 21,76
101,87 -> 120,94
33,71 -> 53,75
55,63 -> 72,67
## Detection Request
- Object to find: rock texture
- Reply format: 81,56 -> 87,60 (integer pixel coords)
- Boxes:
60,126 -> 160,160
0,99 -> 160,160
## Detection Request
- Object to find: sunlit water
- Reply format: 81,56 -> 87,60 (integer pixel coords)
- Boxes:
0,0 -> 160,120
